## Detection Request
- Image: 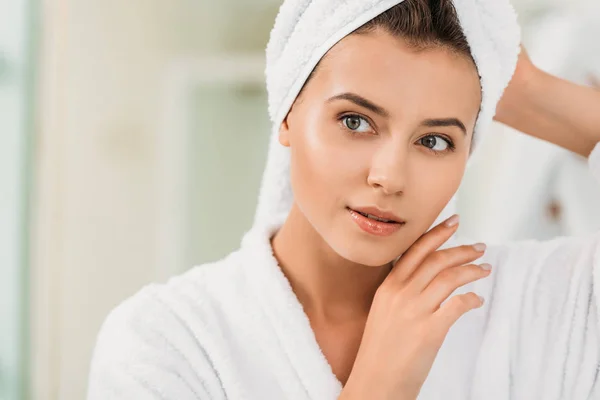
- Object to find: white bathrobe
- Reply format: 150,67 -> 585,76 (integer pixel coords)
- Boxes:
87,142 -> 600,399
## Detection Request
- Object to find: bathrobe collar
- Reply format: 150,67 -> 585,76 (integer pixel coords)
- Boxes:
240,220 -> 344,398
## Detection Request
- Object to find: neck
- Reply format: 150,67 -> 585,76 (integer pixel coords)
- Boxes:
271,203 -> 392,322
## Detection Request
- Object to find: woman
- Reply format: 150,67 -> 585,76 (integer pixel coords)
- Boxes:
88,0 -> 600,399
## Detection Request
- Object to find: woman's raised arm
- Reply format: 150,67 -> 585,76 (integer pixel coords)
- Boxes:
495,48 -> 600,157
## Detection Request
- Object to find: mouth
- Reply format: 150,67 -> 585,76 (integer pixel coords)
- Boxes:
348,206 -> 406,224
346,206 -> 406,237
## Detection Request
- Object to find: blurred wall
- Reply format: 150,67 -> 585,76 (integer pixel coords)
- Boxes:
32,1 -> 276,399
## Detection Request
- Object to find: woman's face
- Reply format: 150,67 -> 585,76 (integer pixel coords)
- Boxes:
279,30 -> 481,267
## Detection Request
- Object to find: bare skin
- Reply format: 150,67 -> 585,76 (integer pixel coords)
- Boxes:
272,31 -> 600,398
589,74 -> 600,90
340,217 -> 489,399
271,29 -> 481,387
495,48 -> 600,157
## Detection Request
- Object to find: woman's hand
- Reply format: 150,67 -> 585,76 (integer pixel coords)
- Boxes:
339,215 -> 490,400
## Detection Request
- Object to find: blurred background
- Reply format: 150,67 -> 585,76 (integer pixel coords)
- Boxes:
1,0 -> 599,399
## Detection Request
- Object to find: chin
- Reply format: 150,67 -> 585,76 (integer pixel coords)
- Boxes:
316,217 -> 410,267
331,238 -> 401,268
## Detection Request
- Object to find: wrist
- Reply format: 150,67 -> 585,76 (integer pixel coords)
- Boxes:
340,374 -> 418,400
494,47 -> 540,125
340,375 -> 388,400
513,49 -> 540,95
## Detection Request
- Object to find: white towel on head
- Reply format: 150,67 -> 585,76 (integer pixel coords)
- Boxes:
255,0 -> 521,229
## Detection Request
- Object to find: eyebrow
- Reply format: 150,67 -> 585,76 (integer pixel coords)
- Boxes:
327,92 -> 468,136
422,118 -> 467,136
327,92 -> 390,118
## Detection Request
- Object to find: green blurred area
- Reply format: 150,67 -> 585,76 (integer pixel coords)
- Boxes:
0,0 -> 37,399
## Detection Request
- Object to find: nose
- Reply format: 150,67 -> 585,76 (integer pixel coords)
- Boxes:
367,143 -> 407,196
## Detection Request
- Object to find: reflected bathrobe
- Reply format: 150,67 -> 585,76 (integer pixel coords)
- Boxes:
87,142 -> 600,399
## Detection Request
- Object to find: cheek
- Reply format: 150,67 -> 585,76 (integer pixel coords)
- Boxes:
290,118 -> 366,204
410,157 -> 465,215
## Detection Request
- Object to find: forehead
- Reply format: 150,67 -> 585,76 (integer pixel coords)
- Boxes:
311,31 -> 482,129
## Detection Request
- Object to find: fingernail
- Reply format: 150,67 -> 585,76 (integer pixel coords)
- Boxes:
444,214 -> 460,227
473,243 -> 487,252
480,263 -> 492,271
478,295 -> 485,305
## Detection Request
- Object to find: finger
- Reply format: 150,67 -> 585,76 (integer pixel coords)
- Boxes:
420,263 -> 491,311
406,244 -> 487,292
388,214 -> 460,284
432,292 -> 484,331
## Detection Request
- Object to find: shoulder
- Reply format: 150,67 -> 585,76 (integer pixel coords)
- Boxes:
95,248 -> 250,348
88,250 -> 251,398
484,232 -> 600,268
449,232 -> 600,312
465,232 -> 600,323
92,220 -> 278,356
452,230 -> 600,267
89,246 -> 255,365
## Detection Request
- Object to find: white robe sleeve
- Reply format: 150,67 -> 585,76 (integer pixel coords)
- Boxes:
471,142 -> 600,399
86,286 -> 223,400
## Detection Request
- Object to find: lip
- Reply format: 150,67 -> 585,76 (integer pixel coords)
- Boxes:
347,207 -> 406,237
350,206 -> 405,224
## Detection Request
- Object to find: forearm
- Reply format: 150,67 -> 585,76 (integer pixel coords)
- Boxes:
495,66 -> 600,158
338,370 -> 419,400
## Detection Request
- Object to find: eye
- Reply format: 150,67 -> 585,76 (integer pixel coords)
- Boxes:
341,115 -> 373,133
419,135 -> 455,153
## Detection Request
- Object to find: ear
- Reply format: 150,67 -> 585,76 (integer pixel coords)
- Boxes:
278,114 -> 291,147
